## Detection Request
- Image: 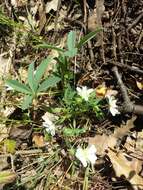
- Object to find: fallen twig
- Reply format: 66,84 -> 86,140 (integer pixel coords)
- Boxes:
106,61 -> 143,75
127,12 -> 143,31
111,20 -> 143,115
112,66 -> 143,115
136,30 -> 143,48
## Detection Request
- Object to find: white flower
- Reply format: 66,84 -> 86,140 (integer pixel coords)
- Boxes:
76,86 -> 94,101
42,114 -> 55,136
106,95 -> 120,116
75,145 -> 97,167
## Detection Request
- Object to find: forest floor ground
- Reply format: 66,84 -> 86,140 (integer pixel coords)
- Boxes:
0,0 -> 143,189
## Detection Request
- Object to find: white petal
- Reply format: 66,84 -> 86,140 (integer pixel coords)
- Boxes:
87,145 -> 97,165
110,99 -> 117,107
88,145 -> 97,154
45,126 -> 55,136
76,87 -> 82,94
82,86 -> 88,91
42,121 -> 55,136
75,147 -> 87,167
106,95 -> 120,116
76,86 -> 94,101
87,88 -> 94,94
110,106 -> 120,116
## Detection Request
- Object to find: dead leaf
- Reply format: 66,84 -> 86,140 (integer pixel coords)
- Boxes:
88,11 -> 98,32
89,134 -> 117,155
11,0 -> 18,7
95,83 -> 107,98
136,130 -> 143,152
95,0 -> 105,47
88,0 -> 105,33
89,117 -> 137,155
0,157 -> 9,171
124,136 -> 136,152
18,67 -> 28,83
113,116 -> 136,139
0,124 -> 8,143
45,0 -> 59,13
9,125 -> 32,142
0,52 -> 12,86
108,149 -> 143,189
2,106 -> 15,118
136,81 -> 143,90
11,0 -> 27,7
32,134 -> 45,147
38,0 -> 46,34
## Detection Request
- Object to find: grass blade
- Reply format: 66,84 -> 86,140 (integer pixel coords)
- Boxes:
38,75 -> 61,92
76,29 -> 102,49
36,44 -> 64,52
6,80 -> 32,94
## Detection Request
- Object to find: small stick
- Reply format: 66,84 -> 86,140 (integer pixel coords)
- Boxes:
112,66 -> 143,115
111,19 -> 143,115
136,30 -> 143,48
112,66 -> 130,104
127,12 -> 143,31
83,0 -> 95,63
106,61 -> 143,75
53,0 -> 61,43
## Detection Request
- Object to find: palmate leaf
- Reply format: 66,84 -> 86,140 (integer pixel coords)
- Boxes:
34,57 -> 52,84
28,62 -> 37,93
6,80 -> 32,94
67,31 -> 76,52
38,75 -> 61,92
64,48 -> 78,58
76,29 -> 102,49
21,95 -> 33,110
64,31 -> 78,58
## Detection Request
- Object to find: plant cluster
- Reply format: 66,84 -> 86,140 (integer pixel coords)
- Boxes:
6,30 -> 102,115
6,30 -> 120,171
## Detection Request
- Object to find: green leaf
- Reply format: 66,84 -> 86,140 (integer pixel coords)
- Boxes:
67,31 -> 76,51
35,57 -> 52,84
76,29 -> 102,49
64,85 -> 76,105
64,31 -> 78,57
38,75 -> 61,92
36,44 -> 64,52
63,128 -> 86,137
64,48 -> 78,58
6,80 -> 32,94
21,95 -> 33,110
4,139 -> 16,153
28,62 -> 37,93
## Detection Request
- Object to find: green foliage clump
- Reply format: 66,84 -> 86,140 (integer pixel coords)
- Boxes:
6,57 -> 60,109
